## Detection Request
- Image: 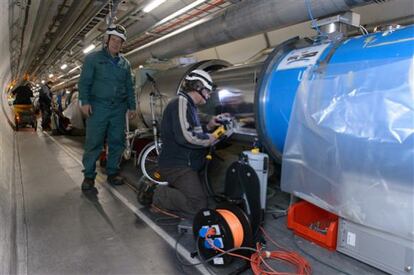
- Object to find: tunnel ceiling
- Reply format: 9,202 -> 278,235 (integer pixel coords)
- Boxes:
8,0 -> 236,85
7,0 -> 410,89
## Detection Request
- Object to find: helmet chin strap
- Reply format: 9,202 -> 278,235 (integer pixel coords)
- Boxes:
197,89 -> 208,102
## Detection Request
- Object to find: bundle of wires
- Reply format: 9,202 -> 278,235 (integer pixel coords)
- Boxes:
203,226 -> 312,275
249,227 -> 311,275
250,243 -> 311,275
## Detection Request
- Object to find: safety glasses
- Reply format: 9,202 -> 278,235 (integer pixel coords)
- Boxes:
107,25 -> 126,34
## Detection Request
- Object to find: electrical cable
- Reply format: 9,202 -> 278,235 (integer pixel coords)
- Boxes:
174,233 -> 205,275
292,235 -> 352,275
175,235 -> 257,267
150,204 -> 183,219
154,216 -> 181,226
216,209 -> 244,248
195,223 -> 312,275
304,0 -> 326,38
249,228 -> 312,275
359,25 -> 369,35
203,150 -> 228,203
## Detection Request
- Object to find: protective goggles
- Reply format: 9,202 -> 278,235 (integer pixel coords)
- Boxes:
107,25 -> 126,34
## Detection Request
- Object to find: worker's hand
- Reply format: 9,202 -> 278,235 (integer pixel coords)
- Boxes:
207,113 -> 230,131
208,133 -> 217,144
128,110 -> 136,120
80,104 -> 92,117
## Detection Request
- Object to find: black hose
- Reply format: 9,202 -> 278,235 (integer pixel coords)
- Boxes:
203,147 -> 227,203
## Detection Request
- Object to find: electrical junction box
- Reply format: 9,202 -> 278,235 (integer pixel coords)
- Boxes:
242,151 -> 269,211
337,218 -> 414,274
314,11 -> 361,28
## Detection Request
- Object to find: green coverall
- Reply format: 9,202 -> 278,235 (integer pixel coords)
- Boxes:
78,48 -> 136,179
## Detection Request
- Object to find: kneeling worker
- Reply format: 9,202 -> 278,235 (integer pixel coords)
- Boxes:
78,24 -> 136,190
152,69 -> 222,219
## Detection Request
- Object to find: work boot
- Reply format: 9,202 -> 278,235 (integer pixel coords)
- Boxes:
107,174 -> 125,185
81,178 -> 95,190
137,179 -> 157,206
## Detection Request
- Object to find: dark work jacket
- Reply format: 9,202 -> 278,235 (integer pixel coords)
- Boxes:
13,86 -> 33,105
78,48 -> 136,110
158,92 -> 211,171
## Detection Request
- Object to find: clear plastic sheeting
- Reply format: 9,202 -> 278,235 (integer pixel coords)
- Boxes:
63,92 -> 85,130
281,58 -> 414,240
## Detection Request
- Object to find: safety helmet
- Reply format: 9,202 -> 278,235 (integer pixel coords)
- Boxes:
106,24 -> 127,41
184,69 -> 215,92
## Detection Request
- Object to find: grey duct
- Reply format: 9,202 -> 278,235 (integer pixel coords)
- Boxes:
126,0 -> 196,42
126,0 -> 378,67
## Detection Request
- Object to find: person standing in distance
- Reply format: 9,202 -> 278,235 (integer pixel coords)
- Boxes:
152,69 -> 223,219
39,81 -> 53,130
78,24 -> 136,191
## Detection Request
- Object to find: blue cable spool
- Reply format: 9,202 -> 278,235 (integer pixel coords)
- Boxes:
255,25 -> 414,160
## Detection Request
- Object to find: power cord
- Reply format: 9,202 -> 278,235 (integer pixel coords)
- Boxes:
154,216 -> 181,226
193,228 -> 312,275
305,0 -> 327,39
292,235 -> 352,275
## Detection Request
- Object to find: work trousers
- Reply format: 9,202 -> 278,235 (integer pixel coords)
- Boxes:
82,102 -> 127,179
152,167 -> 207,219
39,102 -> 51,130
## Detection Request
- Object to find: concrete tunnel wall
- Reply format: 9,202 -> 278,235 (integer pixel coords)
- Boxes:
0,2 -> 24,275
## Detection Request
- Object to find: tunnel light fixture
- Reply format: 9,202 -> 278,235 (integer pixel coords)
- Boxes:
143,0 -> 166,13
41,80 -> 45,84
48,74 -> 54,78
83,44 -> 96,54
156,0 -> 207,26
60,64 -> 68,70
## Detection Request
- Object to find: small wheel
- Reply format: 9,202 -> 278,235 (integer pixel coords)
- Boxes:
137,141 -> 168,185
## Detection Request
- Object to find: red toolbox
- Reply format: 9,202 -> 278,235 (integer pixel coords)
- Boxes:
287,200 -> 338,250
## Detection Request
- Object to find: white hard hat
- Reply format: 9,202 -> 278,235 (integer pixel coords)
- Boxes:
106,24 -> 127,41
185,69 -> 215,91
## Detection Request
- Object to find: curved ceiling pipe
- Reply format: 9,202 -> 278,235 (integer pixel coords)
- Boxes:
17,0 -> 64,81
31,0 -> 107,77
46,1 -> 113,73
126,0 -> 378,67
126,0 -> 196,42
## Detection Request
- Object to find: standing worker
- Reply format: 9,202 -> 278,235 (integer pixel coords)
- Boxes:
39,81 -> 53,130
151,69 -> 224,219
78,24 -> 136,191
12,82 -> 33,105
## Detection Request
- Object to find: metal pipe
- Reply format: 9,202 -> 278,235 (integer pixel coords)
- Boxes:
126,0 -> 195,42
31,0 -> 107,76
126,0 -> 377,67
46,1 -> 109,72
17,0 -> 64,79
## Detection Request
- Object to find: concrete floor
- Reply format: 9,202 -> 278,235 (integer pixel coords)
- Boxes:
0,109 -> 205,274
